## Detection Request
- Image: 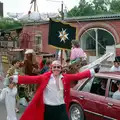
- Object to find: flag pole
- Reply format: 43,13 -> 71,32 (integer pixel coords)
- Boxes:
60,1 -> 64,65
34,0 -> 37,12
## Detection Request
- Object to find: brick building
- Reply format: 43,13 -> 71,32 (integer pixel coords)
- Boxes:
19,14 -> 120,62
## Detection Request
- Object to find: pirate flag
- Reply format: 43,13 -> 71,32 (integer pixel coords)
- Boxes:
48,18 -> 76,49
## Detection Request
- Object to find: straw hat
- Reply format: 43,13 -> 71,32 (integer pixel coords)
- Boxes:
52,60 -> 61,66
25,49 -> 35,54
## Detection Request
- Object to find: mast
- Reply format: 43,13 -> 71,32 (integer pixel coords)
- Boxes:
60,1 -> 64,65
34,0 -> 37,12
30,0 -> 37,12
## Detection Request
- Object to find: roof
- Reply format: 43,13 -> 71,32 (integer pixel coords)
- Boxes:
73,71 -> 120,90
65,14 -> 120,22
95,72 -> 120,80
24,14 -> 120,26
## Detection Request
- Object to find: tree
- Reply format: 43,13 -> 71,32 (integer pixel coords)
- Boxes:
92,0 -> 108,14
67,0 -> 94,17
109,0 -> 120,13
67,0 -> 120,17
0,17 -> 22,31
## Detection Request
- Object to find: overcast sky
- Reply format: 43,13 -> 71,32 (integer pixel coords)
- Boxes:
1,0 -> 80,16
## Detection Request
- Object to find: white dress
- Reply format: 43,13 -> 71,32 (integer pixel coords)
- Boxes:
0,87 -> 17,120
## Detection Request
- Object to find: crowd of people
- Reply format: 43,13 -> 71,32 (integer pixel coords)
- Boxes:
0,39 -> 120,120
0,39 -> 93,120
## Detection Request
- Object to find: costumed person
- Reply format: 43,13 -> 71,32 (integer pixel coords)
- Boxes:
23,49 -> 39,96
5,59 -> 24,113
0,78 -> 17,120
24,49 -> 39,75
110,59 -> 120,72
10,60 -> 99,120
70,40 -> 87,64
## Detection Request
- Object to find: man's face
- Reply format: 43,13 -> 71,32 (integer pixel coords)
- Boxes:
114,62 -> 119,68
52,64 -> 62,76
9,83 -> 15,89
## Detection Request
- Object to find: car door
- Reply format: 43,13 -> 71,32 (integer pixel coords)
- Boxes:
77,77 -> 108,120
102,79 -> 120,120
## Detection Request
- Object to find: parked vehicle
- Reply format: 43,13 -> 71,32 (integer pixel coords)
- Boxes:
69,72 -> 120,120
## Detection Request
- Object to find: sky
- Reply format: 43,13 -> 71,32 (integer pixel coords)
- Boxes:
0,0 -> 80,17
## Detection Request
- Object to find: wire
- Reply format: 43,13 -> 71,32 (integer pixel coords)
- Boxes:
63,2 -> 108,51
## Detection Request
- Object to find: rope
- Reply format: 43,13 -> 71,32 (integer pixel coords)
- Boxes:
63,2 -> 107,51
64,2 -> 120,63
29,3 -> 33,12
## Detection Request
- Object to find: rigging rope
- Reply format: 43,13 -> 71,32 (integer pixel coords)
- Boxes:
63,2 -> 107,51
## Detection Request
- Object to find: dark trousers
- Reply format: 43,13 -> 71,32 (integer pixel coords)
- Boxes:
44,104 -> 69,120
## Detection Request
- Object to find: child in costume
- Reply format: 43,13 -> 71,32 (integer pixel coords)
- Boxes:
0,79 -> 17,120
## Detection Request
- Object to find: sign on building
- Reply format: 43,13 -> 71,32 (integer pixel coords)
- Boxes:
1,55 -> 9,63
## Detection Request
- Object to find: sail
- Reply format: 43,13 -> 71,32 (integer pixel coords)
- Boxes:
80,52 -> 113,71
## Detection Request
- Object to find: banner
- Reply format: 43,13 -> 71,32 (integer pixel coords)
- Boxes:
48,18 -> 76,49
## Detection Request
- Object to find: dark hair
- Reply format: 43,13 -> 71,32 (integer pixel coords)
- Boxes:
115,56 -> 120,62
46,60 -> 52,65
71,40 -> 80,48
117,81 -> 120,85
11,59 -> 20,65
66,58 -> 70,62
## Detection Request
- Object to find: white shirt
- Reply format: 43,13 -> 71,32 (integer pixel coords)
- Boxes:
110,66 -> 120,72
112,90 -> 120,100
43,74 -> 65,105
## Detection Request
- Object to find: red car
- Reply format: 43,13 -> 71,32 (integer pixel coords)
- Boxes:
69,72 -> 120,120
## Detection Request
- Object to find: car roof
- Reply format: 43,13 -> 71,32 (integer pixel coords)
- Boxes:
72,72 -> 120,90
95,72 -> 120,80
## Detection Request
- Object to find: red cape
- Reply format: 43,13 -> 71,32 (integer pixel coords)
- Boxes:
18,70 -> 91,120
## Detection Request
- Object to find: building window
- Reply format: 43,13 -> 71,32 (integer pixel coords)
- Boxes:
34,32 -> 42,52
80,28 -> 115,56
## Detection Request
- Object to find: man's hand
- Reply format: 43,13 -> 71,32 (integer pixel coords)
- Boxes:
9,76 -> 18,83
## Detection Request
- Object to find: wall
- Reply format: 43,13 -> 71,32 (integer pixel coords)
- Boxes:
20,23 -> 56,54
20,19 -> 120,55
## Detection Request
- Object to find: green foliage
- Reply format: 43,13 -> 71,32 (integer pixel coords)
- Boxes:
0,17 -> 22,31
110,0 -> 120,13
67,0 -> 120,17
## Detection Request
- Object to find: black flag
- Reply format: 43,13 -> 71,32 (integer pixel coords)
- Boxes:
48,19 -> 76,49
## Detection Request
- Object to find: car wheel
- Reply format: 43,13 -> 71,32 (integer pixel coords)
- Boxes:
69,104 -> 84,120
